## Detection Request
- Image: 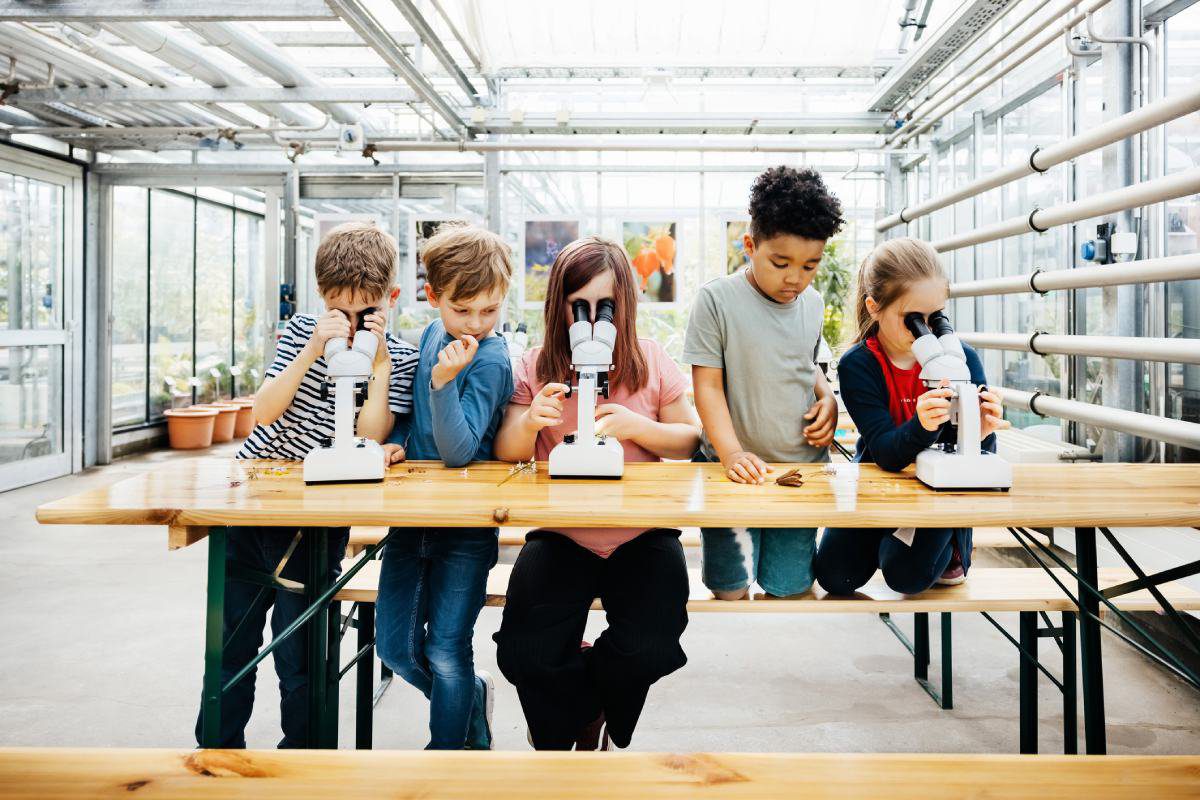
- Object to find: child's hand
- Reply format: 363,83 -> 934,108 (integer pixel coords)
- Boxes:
802,394 -> 837,448
381,443 -> 406,465
916,378 -> 955,432
361,308 -> 391,365
431,335 -> 478,390
979,385 -> 1010,440
525,383 -> 568,431
594,404 -> 647,441
721,450 -> 772,484
305,309 -> 351,358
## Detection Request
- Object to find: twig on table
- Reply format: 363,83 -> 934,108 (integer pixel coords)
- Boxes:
498,460 -> 537,486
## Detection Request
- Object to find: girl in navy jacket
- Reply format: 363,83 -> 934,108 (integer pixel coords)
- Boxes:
814,238 -> 1009,595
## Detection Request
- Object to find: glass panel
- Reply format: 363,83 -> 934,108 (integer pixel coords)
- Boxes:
1164,2 -> 1200,460
0,345 -> 63,466
111,187 -> 149,427
234,212 -> 266,397
0,172 -> 64,331
149,191 -> 195,418
195,201 -> 233,403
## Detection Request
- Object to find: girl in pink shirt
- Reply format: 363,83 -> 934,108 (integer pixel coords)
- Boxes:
493,236 -> 701,750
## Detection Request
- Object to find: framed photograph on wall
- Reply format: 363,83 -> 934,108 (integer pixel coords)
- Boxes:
722,215 -> 752,275
521,216 -> 582,308
409,215 -> 477,311
621,219 -> 678,305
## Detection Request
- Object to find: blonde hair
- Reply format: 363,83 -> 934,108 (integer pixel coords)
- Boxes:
853,237 -> 948,343
314,221 -> 397,300
421,222 -> 513,302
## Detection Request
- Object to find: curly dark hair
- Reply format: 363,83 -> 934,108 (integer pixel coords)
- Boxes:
747,166 -> 845,243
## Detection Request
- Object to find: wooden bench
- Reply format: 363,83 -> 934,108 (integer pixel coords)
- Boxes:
332,560 -> 1200,754
3,748 -> 1197,798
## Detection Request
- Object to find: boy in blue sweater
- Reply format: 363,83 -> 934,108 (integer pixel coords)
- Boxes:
376,223 -> 515,750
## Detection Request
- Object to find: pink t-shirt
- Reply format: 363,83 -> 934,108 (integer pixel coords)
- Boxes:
511,338 -> 689,557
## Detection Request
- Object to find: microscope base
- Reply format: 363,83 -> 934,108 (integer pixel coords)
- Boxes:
548,437 -> 625,479
916,448 -> 1013,491
303,438 -> 386,485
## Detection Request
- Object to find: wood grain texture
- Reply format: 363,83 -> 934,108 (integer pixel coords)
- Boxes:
333,563 -> 1200,613
35,458 -> 1200,530
1,749 -> 1197,799
167,526 -> 208,551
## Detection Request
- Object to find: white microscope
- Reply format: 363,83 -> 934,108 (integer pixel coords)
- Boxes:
303,310 -> 386,484
548,298 -> 624,479
906,310 -> 1012,491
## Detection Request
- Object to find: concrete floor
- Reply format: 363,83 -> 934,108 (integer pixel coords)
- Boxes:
3,447 -> 1198,753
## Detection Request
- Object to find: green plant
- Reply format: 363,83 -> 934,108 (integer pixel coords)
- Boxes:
814,236 -> 854,353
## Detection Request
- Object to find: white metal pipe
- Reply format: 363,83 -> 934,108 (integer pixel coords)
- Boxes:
960,331 -> 1200,363
950,253 -> 1200,297
371,139 -> 871,153
932,167 -> 1200,252
897,0 -> 1113,145
878,82 -> 1200,231
1000,387 -> 1200,449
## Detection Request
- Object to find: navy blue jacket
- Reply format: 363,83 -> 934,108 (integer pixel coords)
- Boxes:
838,340 -> 997,471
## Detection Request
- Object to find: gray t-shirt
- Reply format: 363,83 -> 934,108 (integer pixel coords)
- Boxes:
683,269 -> 829,464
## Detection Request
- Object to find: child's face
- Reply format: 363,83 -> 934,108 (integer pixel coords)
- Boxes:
321,286 -> 399,329
563,268 -> 616,323
426,283 -> 506,340
869,277 -> 948,353
743,233 -> 825,304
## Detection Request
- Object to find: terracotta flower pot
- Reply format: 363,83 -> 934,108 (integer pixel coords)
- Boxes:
229,399 -> 256,439
191,403 -> 238,443
164,408 -> 218,450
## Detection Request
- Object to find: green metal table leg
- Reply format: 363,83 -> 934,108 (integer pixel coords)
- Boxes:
327,598 -> 341,748
200,526 -> 226,748
939,612 -> 953,710
306,529 -> 333,748
913,612 -> 930,684
1076,526 -> 1106,754
1019,610 -> 1038,754
1062,610 -> 1078,754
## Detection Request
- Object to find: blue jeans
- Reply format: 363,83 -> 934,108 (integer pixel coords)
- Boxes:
194,526 -> 349,749
700,526 -> 817,596
375,527 -> 498,749
814,527 -> 973,595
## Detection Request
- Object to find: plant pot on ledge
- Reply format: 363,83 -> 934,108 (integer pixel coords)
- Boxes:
164,408 -> 218,450
190,403 -> 239,443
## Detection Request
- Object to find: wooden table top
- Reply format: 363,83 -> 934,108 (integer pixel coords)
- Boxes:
35,458 -> 1200,530
2,749 -> 1198,799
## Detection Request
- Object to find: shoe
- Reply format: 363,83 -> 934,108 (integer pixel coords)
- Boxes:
465,671 -> 495,750
936,541 -> 966,586
574,712 -> 606,751
600,721 -> 614,751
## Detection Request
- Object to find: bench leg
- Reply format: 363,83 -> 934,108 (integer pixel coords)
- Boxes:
1019,611 -> 1038,754
326,599 -> 341,748
1075,526 -> 1107,754
914,612 -> 929,684
306,529 -> 334,749
356,603 -> 375,750
200,526 -> 226,749
940,613 -> 953,710
1062,610 -> 1078,755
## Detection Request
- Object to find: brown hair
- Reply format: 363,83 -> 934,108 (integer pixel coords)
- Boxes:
853,237 -> 949,343
535,236 -> 649,393
314,221 -> 397,300
421,222 -> 513,302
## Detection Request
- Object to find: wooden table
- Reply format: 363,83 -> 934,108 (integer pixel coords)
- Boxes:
3,748 -> 1200,799
35,459 -> 1200,754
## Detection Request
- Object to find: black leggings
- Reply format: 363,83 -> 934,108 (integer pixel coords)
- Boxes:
814,527 -> 972,596
494,529 -> 689,749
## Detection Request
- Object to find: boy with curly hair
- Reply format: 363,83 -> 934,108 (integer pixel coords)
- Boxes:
684,166 -> 844,599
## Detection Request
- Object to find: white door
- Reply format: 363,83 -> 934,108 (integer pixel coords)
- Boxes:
0,147 -> 82,490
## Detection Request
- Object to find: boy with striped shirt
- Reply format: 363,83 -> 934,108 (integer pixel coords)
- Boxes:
195,222 -> 417,749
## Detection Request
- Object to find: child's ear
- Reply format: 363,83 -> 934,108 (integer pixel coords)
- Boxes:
742,233 -> 756,258
864,295 -> 880,318
386,286 -> 400,308
424,283 -> 440,309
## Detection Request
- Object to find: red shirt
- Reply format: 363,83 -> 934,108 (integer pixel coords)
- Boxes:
863,336 -> 925,426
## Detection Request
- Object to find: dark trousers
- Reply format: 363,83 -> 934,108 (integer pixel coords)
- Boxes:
494,529 -> 689,750
194,526 -> 349,749
814,527 -> 972,596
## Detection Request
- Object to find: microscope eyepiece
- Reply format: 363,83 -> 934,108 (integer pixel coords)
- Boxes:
595,298 -> 616,324
927,309 -> 954,338
572,299 -> 591,324
355,307 -> 376,332
904,311 -> 932,339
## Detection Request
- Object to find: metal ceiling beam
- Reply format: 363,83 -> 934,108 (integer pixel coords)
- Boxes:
0,0 -> 338,21
258,30 -> 418,47
13,86 -> 421,104
471,112 -> 888,136
325,0 -> 467,136
390,0 -> 482,105
92,162 -> 485,180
